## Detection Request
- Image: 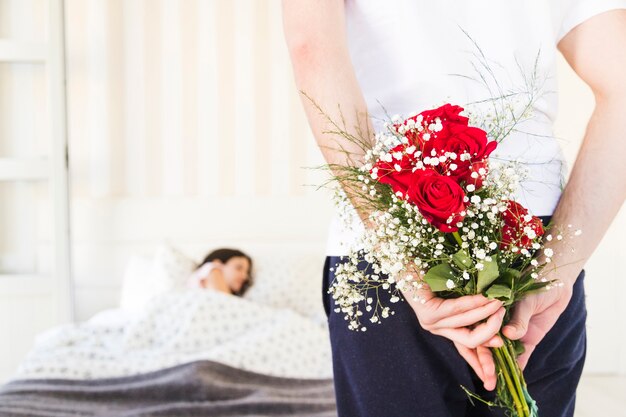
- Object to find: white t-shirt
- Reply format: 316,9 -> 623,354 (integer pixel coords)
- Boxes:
326,0 -> 626,256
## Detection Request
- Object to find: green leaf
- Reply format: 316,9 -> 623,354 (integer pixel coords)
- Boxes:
511,339 -> 525,356
500,268 -> 520,286
476,255 -> 499,293
485,284 -> 511,300
451,249 -> 473,269
424,263 -> 456,292
520,281 -> 553,296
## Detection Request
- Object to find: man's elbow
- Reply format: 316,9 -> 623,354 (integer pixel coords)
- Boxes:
285,36 -> 328,76
592,79 -> 626,106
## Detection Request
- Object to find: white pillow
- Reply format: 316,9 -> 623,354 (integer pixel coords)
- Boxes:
243,253 -> 326,324
119,243 -> 198,313
118,255 -> 163,313
152,243 -> 199,290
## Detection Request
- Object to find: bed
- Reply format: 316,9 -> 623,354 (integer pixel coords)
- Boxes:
0,244 -> 337,416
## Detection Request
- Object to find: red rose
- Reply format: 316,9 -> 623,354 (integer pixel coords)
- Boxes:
406,169 -> 466,233
371,143 -> 417,196
425,123 -> 497,188
463,160 -> 490,189
502,201 -> 528,226
399,104 -> 469,150
500,200 -> 545,249
394,104 -> 496,190
418,103 -> 469,127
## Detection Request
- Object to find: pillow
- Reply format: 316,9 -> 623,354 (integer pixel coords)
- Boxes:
243,253 -> 326,324
119,255 -> 163,313
152,242 -> 199,291
119,243 -> 198,313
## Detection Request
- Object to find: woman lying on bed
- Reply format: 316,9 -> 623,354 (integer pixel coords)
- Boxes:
0,246 -> 338,417
186,248 -> 253,296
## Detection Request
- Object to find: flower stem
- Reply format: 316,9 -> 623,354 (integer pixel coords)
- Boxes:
494,346 -> 525,417
501,338 -> 530,416
452,231 -> 463,247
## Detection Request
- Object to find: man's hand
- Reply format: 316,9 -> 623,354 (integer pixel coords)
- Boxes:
501,280 -> 575,371
400,281 -> 506,391
451,266 -> 578,390
453,341 -> 501,391
448,280 -> 574,390
401,281 -> 507,349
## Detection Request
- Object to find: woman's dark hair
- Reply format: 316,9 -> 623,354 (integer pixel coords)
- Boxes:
197,248 -> 253,297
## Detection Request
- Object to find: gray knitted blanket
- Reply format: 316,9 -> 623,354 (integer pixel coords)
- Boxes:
0,360 -> 337,417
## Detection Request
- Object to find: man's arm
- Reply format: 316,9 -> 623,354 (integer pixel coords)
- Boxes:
281,0 -> 374,226
502,9 -> 626,369
549,8 -> 626,284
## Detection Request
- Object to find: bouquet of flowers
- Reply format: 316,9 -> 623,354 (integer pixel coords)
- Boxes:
313,98 -> 581,417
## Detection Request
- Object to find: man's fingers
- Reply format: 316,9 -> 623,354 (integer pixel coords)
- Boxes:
461,306 -> 506,348
433,306 -> 505,348
476,346 -> 497,391
453,341 -> 485,383
453,343 -> 498,391
503,302 -> 534,340
426,294 -> 493,322
431,300 -> 502,330
483,335 -> 504,348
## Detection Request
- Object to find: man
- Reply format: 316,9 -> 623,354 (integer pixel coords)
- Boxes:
283,2 -> 625,416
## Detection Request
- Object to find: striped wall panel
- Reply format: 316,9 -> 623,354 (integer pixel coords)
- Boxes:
65,0 -> 324,200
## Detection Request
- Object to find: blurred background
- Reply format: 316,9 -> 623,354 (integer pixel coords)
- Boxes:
0,0 -> 624,410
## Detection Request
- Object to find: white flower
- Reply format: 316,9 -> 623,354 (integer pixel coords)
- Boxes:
446,279 -> 455,289
544,248 -> 553,257
467,184 -> 476,192
524,226 -> 537,239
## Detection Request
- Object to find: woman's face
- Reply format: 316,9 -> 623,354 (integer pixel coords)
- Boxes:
219,256 -> 251,294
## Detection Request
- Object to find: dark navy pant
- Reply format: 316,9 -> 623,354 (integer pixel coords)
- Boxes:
322,216 -> 587,417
